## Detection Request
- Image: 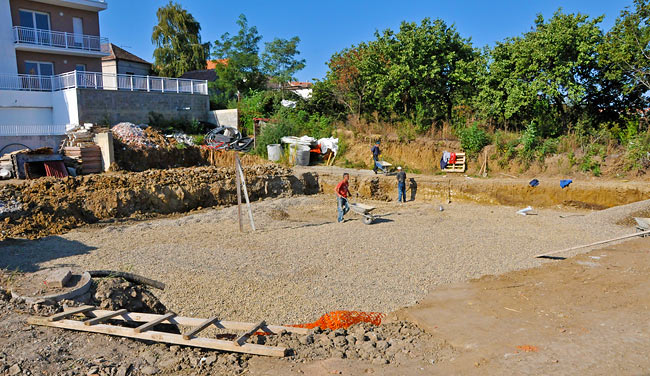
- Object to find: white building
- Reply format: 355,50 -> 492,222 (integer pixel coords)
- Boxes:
0,0 -> 208,154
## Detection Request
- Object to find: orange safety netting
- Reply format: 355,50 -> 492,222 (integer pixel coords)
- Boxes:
291,311 -> 385,331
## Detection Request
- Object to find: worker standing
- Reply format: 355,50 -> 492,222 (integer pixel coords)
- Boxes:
335,173 -> 351,222
371,141 -> 381,174
396,166 -> 406,203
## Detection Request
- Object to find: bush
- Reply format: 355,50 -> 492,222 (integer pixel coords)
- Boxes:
625,132 -> 650,171
254,121 -> 299,157
457,124 -> 490,157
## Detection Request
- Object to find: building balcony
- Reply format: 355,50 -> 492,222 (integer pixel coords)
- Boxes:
0,71 -> 209,95
13,26 -> 109,57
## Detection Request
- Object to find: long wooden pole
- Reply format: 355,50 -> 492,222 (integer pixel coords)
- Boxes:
534,232 -> 645,258
236,153 -> 256,232
235,156 -> 243,232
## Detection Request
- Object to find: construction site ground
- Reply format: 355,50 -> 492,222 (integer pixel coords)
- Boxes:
1,165 -> 649,375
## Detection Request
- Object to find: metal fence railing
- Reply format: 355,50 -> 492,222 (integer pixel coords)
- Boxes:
0,124 -> 66,136
0,71 -> 208,95
13,26 -> 109,53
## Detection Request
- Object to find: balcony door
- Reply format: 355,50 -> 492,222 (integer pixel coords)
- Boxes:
19,10 -> 51,45
72,17 -> 83,48
23,61 -> 54,90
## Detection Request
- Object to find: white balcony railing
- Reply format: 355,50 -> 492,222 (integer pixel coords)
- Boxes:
0,124 -> 66,136
0,71 -> 209,95
13,26 -> 109,53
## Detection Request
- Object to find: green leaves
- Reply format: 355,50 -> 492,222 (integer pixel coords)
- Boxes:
262,37 -> 306,86
152,1 -> 206,77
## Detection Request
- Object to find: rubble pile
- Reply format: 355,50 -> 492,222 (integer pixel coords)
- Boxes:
111,122 -> 158,150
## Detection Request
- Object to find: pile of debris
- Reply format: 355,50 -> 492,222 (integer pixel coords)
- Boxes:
111,122 -> 159,150
0,147 -> 68,179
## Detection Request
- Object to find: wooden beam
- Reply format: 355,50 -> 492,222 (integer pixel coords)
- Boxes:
84,309 -> 127,326
534,232 -> 645,258
182,316 -> 219,340
235,155 -> 243,232
64,308 -> 309,335
27,317 -> 286,357
234,320 -> 266,346
48,306 -> 95,322
134,312 -> 176,333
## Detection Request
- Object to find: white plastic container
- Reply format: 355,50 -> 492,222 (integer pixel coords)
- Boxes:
267,144 -> 282,162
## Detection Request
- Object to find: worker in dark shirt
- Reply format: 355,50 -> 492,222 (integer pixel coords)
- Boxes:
335,173 -> 351,222
371,141 -> 381,174
396,166 -> 406,203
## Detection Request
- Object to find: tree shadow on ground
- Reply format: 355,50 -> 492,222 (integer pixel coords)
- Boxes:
0,236 -> 96,272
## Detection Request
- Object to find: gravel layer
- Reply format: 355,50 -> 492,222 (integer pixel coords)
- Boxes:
0,196 -> 633,325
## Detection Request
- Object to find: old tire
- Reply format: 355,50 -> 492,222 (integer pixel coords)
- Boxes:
363,215 -> 373,225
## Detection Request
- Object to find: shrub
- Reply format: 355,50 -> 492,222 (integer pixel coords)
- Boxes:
457,124 -> 490,158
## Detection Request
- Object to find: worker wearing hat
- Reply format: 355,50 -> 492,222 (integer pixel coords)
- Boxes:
396,166 -> 406,203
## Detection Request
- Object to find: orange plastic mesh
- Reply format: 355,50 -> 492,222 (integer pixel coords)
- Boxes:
291,311 -> 385,330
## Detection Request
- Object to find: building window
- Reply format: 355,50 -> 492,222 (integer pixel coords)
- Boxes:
76,64 -> 86,72
25,61 -> 54,76
19,10 -> 51,45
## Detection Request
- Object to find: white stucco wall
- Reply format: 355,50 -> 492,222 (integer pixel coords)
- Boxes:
52,88 -> 79,125
0,0 -> 18,75
208,109 -> 238,128
0,91 -> 54,125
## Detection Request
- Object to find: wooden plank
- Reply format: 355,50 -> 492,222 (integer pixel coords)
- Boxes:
235,320 -> 266,346
48,305 -> 95,322
84,309 -> 128,326
64,308 -> 309,335
182,316 -> 219,340
27,317 -> 286,357
534,232 -> 645,258
235,156 -> 243,232
134,312 -> 176,333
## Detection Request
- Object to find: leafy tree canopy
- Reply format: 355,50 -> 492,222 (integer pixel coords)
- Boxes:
152,1 -> 206,77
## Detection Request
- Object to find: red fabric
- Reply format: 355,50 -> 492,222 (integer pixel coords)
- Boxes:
44,161 -> 68,178
449,152 -> 457,165
335,180 -> 349,198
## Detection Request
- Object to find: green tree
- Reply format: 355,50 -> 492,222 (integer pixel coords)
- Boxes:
212,14 -> 267,103
151,1 -> 206,77
477,11 -> 608,135
262,37 -> 306,90
604,0 -> 650,91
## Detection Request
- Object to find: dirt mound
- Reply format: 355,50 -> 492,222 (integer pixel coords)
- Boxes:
0,165 -> 318,240
91,277 -> 166,314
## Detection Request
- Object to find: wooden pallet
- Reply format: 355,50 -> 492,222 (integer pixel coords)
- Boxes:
443,152 -> 466,173
28,306 -> 309,357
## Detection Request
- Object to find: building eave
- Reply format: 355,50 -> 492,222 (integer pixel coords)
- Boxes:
15,44 -> 109,58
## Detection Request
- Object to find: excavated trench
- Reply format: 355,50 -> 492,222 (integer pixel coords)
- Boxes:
0,165 -> 318,240
306,167 -> 650,210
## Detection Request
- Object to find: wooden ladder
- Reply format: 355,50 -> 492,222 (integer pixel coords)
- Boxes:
28,306 -> 309,357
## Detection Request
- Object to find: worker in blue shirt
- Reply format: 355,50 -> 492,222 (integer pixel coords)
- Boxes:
371,141 -> 381,174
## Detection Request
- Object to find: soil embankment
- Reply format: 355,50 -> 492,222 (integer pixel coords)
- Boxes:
300,166 -> 650,210
0,165 -> 318,240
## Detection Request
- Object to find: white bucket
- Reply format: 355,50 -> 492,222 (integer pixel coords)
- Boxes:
267,144 -> 282,162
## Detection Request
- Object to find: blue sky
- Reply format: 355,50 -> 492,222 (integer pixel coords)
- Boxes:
101,1 -> 633,81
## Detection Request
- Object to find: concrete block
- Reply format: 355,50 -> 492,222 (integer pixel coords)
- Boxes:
45,268 -> 72,288
93,132 -> 115,172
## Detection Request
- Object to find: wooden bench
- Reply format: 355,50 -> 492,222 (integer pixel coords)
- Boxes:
442,152 -> 466,173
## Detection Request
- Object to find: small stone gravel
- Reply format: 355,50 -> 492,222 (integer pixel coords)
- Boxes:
0,196 -> 633,325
